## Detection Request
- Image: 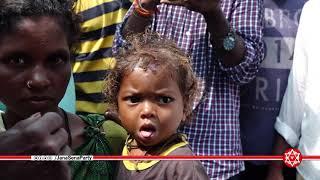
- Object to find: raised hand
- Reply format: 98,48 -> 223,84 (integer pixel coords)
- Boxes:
1,112 -> 68,154
161,0 -> 221,15
160,0 -> 185,6
137,0 -> 161,11
0,112 -> 71,180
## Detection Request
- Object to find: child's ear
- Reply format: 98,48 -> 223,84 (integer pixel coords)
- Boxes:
181,112 -> 187,123
179,113 -> 187,129
104,110 -> 121,125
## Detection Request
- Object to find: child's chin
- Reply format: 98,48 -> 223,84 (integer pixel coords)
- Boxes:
135,137 -> 159,147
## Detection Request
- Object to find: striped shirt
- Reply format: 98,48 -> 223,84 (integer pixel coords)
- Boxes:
73,0 -> 131,114
113,1 -> 264,179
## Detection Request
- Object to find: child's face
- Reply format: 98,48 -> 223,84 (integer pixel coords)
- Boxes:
0,16 -> 71,118
118,67 -> 186,146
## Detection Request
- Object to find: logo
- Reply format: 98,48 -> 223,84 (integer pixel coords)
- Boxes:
283,148 -> 303,168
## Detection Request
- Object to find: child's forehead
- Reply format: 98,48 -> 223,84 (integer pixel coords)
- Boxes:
126,52 -> 176,70
125,63 -> 175,78
122,67 -> 181,91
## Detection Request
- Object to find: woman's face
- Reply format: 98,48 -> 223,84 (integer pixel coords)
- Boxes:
0,16 -> 71,118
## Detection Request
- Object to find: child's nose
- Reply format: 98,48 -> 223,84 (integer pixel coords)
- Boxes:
140,101 -> 156,119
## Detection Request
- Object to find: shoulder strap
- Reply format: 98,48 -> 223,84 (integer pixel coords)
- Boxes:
61,108 -> 72,147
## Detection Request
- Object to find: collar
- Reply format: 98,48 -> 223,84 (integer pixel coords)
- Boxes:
122,134 -> 188,171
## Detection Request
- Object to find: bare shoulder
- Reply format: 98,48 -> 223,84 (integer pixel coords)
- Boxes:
66,112 -> 86,130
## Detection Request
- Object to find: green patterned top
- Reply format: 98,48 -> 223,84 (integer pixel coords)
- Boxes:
71,114 -> 127,180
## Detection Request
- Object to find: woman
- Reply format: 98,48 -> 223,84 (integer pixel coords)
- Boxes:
0,0 -> 126,179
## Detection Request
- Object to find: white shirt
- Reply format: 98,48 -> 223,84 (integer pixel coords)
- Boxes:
275,0 -> 320,179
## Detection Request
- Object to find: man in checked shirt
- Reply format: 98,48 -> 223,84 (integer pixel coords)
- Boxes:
113,0 -> 264,179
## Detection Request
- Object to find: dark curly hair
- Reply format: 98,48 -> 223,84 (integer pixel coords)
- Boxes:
0,0 -> 80,46
104,32 -> 198,123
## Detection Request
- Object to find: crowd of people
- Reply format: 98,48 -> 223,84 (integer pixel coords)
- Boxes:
0,0 -> 316,179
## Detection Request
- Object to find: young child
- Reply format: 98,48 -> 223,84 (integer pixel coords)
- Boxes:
104,33 -> 209,179
0,0 -> 126,179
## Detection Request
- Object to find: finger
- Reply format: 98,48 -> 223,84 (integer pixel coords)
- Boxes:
60,145 -> 72,155
12,112 -> 42,129
27,112 -> 64,135
21,112 -> 64,144
43,128 -> 69,154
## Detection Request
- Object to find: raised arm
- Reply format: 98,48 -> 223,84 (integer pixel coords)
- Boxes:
122,0 -> 160,36
165,0 -> 264,84
198,0 -> 264,84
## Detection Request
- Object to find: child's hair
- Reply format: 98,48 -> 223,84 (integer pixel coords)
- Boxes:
0,0 -> 80,46
104,32 -> 198,123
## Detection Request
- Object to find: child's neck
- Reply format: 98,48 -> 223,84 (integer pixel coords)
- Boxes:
128,133 -> 180,156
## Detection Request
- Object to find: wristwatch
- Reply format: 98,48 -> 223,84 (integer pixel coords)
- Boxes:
222,30 -> 236,51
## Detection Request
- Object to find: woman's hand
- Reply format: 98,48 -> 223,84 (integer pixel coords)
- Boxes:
1,112 -> 69,154
0,112 -> 71,180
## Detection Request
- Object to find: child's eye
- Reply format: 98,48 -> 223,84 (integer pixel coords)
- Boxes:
158,96 -> 174,104
126,96 -> 142,104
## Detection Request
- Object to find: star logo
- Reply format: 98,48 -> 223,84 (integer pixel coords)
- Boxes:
282,148 -> 303,168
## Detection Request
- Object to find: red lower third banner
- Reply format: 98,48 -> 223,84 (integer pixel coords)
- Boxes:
0,148 -> 318,168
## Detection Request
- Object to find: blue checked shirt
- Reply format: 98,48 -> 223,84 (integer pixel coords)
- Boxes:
113,1 -> 264,179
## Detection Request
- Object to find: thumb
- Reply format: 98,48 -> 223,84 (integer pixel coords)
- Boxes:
12,112 -> 42,129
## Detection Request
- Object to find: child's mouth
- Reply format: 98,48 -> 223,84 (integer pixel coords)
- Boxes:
139,124 -> 156,139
